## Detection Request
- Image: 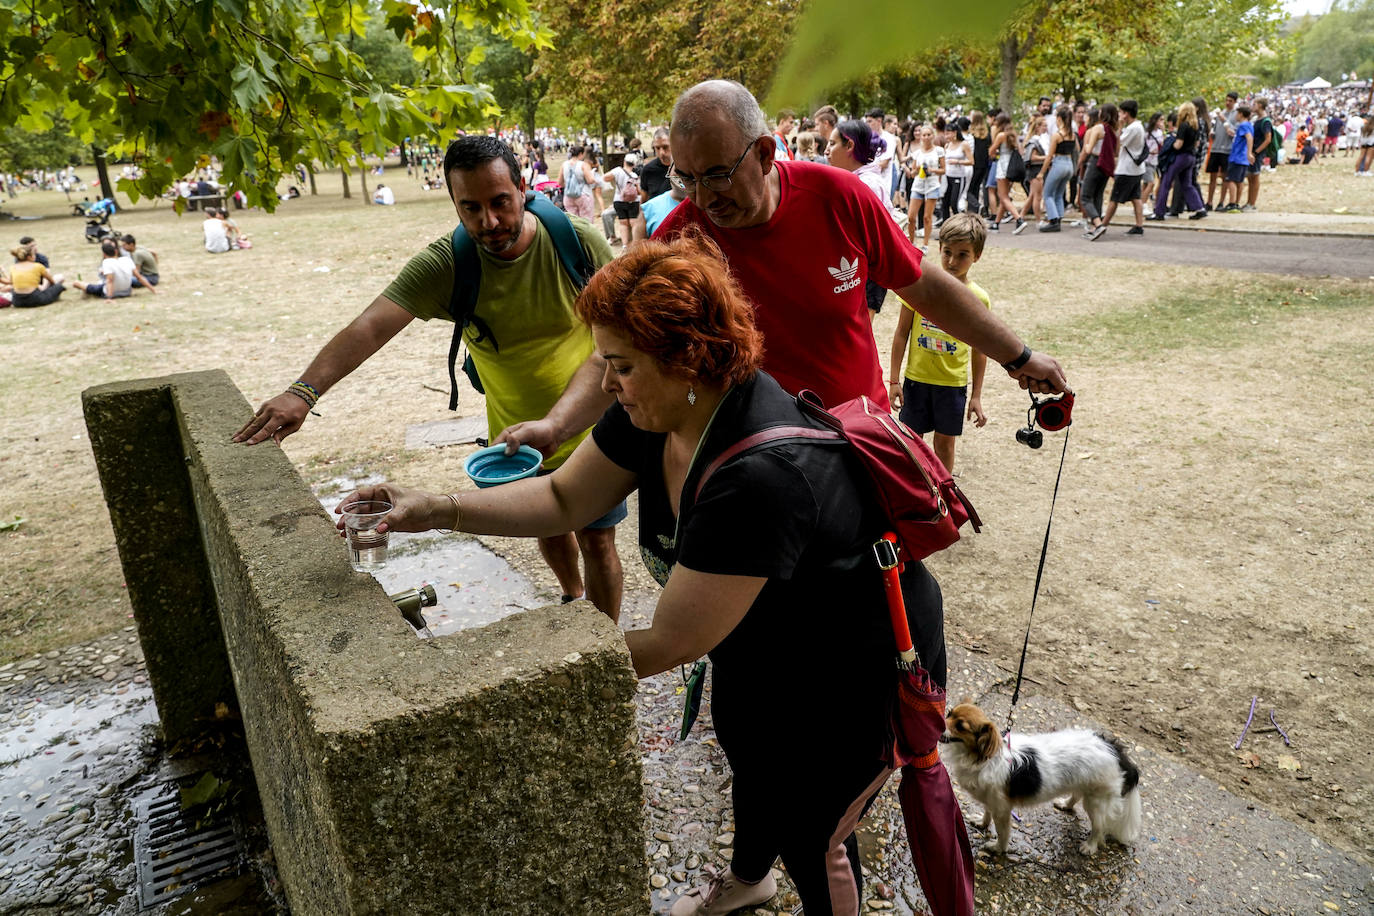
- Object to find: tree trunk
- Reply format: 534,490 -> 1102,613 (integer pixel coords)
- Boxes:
92,146 -> 115,201
998,36 -> 1020,115
307,165 -> 318,196
599,103 -> 609,157
341,168 -> 351,199
524,100 -> 537,144
359,164 -> 369,203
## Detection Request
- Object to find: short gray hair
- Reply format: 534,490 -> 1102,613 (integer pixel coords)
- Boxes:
671,80 -> 769,144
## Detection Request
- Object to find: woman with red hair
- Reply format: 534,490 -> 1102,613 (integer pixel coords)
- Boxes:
340,231 -> 906,916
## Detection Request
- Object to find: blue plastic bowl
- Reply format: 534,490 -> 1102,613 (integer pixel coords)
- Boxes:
464,444 -> 543,488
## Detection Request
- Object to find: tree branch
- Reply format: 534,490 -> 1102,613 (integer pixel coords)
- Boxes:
1018,0 -> 1054,60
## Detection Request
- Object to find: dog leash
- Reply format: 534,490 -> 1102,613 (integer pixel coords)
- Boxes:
1005,427 -> 1071,746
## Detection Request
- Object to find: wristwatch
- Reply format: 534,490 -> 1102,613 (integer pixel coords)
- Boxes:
1002,345 -> 1032,372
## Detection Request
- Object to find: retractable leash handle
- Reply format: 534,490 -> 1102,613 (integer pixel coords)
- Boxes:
874,533 -> 917,666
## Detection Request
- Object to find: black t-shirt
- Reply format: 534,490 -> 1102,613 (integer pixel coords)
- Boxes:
592,371 -> 894,764
638,158 -> 672,199
1174,123 -> 1198,157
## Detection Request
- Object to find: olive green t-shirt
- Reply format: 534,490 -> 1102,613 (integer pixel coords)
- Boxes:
129,247 -> 157,275
382,215 -> 613,469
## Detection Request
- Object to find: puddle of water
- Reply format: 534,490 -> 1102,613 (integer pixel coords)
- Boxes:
364,532 -> 546,636
313,475 -> 547,636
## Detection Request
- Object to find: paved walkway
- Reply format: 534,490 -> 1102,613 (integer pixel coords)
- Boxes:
986,214 -> 1374,279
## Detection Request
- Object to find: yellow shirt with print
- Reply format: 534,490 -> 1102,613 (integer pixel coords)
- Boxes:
382,215 -> 614,470
901,280 -> 991,388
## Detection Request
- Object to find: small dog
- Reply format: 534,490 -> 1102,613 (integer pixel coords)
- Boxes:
940,702 -> 1143,855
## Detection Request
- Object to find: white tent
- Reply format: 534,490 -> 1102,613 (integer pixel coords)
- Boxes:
1302,76 -> 1332,89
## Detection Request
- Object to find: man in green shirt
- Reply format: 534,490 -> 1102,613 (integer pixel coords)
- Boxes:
233,136 -> 624,621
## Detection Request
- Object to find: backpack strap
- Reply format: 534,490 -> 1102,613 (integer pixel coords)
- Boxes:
526,191 -> 596,285
444,191 -> 596,411
693,425 -> 841,503
446,224 -> 485,411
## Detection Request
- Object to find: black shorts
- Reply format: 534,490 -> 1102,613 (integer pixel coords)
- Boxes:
899,379 -> 966,437
1109,174 -> 1142,203
1205,150 -> 1230,174
612,200 -> 640,219
1225,162 -> 1248,183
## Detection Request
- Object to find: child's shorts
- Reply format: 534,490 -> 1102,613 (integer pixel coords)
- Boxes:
900,378 -> 966,437
1225,161 -> 1248,183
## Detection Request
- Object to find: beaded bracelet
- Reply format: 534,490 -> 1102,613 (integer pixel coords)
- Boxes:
284,386 -> 316,409
287,382 -> 318,408
293,379 -> 321,399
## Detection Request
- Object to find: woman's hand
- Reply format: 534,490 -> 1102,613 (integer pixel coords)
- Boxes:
334,483 -> 448,534
889,381 -> 904,410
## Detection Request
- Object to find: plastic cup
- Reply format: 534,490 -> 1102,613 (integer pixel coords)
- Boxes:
341,500 -> 392,572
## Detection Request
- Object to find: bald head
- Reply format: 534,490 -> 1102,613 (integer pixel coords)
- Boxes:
671,80 -> 769,144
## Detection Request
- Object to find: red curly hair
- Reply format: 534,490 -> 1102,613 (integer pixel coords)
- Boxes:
575,230 -> 764,387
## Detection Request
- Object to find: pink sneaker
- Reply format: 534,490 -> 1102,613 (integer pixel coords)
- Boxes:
669,867 -> 778,916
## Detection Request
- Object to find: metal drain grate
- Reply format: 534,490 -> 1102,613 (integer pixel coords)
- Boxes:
133,778 -> 243,909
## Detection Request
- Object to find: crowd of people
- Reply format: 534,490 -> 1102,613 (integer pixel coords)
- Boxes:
0,232 -> 160,308
750,87 -> 1373,244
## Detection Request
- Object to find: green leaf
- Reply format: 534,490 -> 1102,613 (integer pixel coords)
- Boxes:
767,0 -> 1020,106
231,63 -> 270,110
0,516 -> 25,532
179,772 -> 228,809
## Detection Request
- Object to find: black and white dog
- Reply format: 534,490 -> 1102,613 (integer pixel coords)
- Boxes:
940,703 -> 1143,855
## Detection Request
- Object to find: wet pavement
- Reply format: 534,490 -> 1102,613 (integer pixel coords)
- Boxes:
5,540 -> 1372,914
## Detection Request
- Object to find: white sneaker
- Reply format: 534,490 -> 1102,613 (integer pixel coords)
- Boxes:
669,868 -> 778,916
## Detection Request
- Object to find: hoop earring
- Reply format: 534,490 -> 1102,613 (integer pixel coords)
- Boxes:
687,386 -> 697,406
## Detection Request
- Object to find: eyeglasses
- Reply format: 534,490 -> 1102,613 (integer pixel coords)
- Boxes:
668,142 -> 755,195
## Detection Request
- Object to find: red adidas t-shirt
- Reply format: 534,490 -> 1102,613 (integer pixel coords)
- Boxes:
654,160 -> 922,410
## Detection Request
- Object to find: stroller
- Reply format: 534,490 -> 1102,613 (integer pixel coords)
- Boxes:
534,180 -> 565,210
83,198 -> 117,243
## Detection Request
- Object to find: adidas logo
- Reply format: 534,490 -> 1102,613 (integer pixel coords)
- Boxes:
827,255 -> 861,294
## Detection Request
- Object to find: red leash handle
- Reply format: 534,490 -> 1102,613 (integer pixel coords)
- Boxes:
876,533 -> 917,665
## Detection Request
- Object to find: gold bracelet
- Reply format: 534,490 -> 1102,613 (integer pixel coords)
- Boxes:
444,492 -> 461,532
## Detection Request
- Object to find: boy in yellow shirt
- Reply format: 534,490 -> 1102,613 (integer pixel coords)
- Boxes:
889,212 -> 990,473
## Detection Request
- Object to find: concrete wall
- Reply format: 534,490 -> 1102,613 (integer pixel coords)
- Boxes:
84,370 -> 649,915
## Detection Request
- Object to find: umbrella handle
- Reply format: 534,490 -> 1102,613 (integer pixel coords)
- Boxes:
876,533 -> 917,664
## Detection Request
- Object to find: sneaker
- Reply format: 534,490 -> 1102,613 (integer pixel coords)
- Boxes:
670,868 -> 778,916
1012,218 -> 1028,234
1125,225 -> 1144,235
1188,210 -> 1208,220
1240,204 -> 1256,212
1088,224 -> 1108,241
1204,203 -> 1214,211
1144,213 -> 1165,221
1000,213 -> 1016,223
987,221 -> 1000,231
1069,219 -> 1085,228
1038,220 -> 1061,233
1224,203 -> 1241,212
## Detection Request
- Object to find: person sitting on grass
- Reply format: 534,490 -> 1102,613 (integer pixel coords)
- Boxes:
889,212 -> 990,474
7,244 -> 65,308
83,238 -> 142,299
203,207 -> 231,253
121,235 -> 159,288
16,236 -> 50,268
